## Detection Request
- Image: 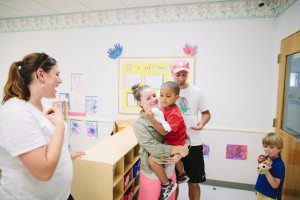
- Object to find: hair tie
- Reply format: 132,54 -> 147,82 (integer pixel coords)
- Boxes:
17,61 -> 22,70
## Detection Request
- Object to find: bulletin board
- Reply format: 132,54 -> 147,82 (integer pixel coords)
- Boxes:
118,57 -> 195,114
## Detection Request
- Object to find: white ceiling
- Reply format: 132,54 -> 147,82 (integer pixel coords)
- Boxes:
0,0 -> 246,19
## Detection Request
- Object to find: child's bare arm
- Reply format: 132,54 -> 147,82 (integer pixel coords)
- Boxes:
264,160 -> 281,189
265,173 -> 281,188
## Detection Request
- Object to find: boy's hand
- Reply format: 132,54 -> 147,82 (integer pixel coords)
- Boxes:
263,160 -> 272,170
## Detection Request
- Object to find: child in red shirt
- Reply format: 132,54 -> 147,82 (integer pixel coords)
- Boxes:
148,81 -> 189,199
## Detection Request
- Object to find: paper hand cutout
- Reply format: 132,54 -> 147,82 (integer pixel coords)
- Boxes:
107,43 -> 123,59
183,43 -> 198,56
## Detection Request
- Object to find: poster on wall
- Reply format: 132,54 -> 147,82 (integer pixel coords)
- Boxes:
85,96 -> 98,116
58,92 -> 70,111
69,119 -> 98,139
69,119 -> 84,137
118,57 -> 195,114
68,93 -> 86,116
202,143 -> 211,158
85,121 -> 98,139
225,144 -> 248,160
71,73 -> 84,92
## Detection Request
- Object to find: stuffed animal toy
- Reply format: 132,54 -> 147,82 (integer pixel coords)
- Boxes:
258,154 -> 266,163
257,163 -> 269,174
257,154 -> 272,174
151,107 -> 171,132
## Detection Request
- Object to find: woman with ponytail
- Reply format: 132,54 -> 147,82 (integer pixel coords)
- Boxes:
0,53 -> 74,200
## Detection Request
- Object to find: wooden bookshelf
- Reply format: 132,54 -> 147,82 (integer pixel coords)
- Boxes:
112,120 -> 135,134
71,126 -> 140,200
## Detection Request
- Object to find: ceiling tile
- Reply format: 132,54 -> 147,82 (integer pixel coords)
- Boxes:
84,1 -> 125,11
35,0 -> 80,7
78,0 -> 114,3
52,5 -> 91,13
163,0 -> 209,4
0,0 -> 287,19
0,10 -> 29,18
22,9 -> 59,16
0,4 -> 17,12
0,0 -> 49,10
0,3 -> 30,18
120,0 -> 165,8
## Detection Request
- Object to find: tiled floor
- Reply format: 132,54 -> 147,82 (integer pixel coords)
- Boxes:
177,184 -> 256,200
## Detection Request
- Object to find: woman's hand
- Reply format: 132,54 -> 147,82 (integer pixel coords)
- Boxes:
162,154 -> 182,164
19,108 -> 66,181
46,107 -> 65,129
170,145 -> 189,157
70,151 -> 85,159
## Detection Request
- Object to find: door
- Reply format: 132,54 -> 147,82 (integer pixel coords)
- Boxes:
275,31 -> 300,200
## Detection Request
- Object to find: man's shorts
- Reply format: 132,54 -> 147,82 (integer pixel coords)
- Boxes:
182,145 -> 206,183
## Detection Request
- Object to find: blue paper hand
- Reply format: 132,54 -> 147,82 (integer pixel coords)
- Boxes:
107,43 -> 123,59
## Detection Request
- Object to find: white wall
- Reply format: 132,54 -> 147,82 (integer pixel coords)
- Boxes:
0,19 -> 276,128
0,2 -> 299,184
275,0 -> 300,43
204,1 -> 300,184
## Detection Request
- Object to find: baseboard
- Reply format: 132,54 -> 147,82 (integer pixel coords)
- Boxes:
202,179 -> 255,191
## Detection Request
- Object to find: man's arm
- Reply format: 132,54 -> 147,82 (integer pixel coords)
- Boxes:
191,110 -> 211,131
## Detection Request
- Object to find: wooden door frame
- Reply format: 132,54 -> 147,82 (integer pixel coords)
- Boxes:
275,31 -> 300,199
276,31 -> 300,133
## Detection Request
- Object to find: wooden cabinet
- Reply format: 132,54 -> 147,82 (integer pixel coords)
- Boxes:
113,120 -> 135,134
71,126 -> 140,200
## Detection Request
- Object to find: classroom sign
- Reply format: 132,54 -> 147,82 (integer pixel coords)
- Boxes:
118,57 -> 195,114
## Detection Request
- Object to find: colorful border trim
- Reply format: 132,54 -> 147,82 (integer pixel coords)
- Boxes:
0,0 -> 296,32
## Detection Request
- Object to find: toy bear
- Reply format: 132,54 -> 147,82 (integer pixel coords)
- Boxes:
151,107 -> 171,132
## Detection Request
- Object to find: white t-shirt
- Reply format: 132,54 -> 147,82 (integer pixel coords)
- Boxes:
0,98 -> 72,200
176,85 -> 209,146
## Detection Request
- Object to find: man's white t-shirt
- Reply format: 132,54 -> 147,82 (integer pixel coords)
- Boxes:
0,98 -> 72,200
176,85 -> 209,146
